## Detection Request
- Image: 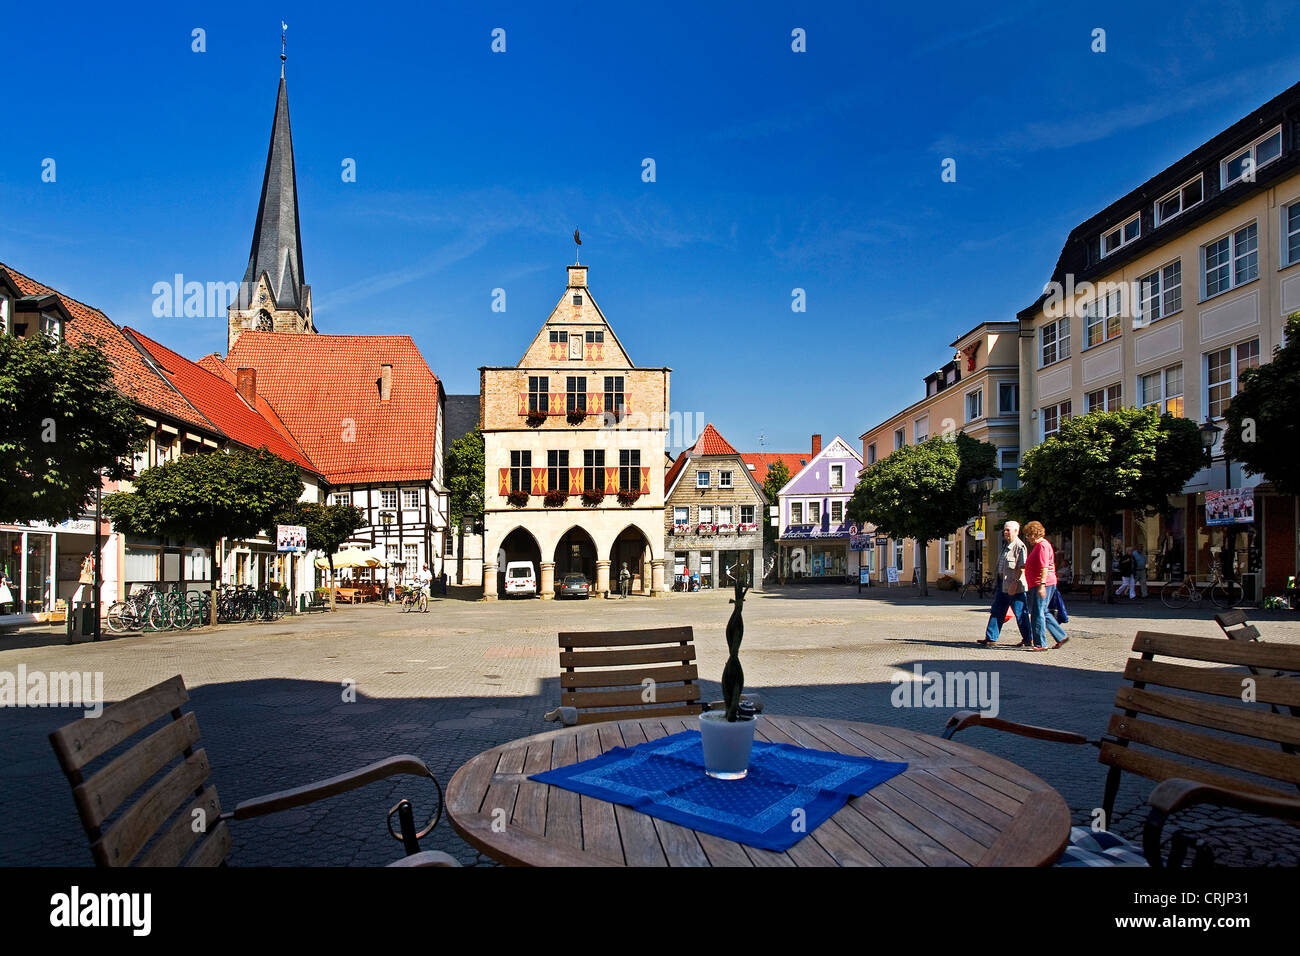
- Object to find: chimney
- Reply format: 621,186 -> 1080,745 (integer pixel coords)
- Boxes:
236,367 -> 257,407
811,434 -> 822,457
380,364 -> 393,402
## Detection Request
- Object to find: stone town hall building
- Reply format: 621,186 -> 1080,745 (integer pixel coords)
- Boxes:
479,263 -> 669,598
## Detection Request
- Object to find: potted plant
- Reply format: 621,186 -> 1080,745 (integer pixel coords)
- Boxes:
544,489 -> 569,507
566,407 -> 587,424
699,552 -> 756,778
616,488 -> 641,506
506,489 -> 530,507
581,488 -> 605,506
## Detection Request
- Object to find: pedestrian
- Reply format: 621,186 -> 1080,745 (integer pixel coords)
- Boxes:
1022,521 -> 1069,650
977,521 -> 1031,647
417,563 -> 433,611
1115,548 -> 1136,599
1132,545 -> 1148,597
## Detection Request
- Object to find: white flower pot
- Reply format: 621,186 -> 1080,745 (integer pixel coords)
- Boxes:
699,710 -> 757,779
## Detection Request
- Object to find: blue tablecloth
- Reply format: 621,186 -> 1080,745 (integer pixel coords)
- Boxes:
530,730 -> 908,851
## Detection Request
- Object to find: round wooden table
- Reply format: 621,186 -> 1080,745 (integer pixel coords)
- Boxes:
446,714 -> 1071,866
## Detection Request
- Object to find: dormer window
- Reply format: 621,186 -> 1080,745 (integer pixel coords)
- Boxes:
0,294 -> 9,336
572,294 -> 583,306
40,312 -> 62,343
1101,214 -> 1140,257
1154,174 -> 1203,226
1222,126 -> 1282,188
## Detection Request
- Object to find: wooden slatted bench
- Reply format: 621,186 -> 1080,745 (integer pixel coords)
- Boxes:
557,626 -> 703,725
49,675 -> 456,867
945,629 -> 1300,866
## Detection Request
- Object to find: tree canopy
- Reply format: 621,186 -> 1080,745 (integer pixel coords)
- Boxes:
0,332 -> 146,524
847,433 -> 998,595
276,501 -> 366,606
1225,312 -> 1299,495
761,459 -> 791,552
998,407 -> 1203,600
446,426 -> 485,532
103,448 -> 304,619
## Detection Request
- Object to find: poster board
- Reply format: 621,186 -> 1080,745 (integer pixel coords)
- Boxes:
277,525 -> 307,552
886,566 -> 900,585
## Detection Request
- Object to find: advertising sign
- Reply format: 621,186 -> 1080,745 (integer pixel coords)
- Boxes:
848,523 -> 873,552
886,566 -> 900,584
277,524 -> 307,552
1205,487 -> 1255,526
974,517 -> 986,541
859,567 -> 871,585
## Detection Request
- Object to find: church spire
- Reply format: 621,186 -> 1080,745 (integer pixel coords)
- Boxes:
238,51 -> 306,314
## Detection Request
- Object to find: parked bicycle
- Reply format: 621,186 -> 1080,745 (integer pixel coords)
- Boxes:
1160,568 -> 1242,610
401,586 -> 429,613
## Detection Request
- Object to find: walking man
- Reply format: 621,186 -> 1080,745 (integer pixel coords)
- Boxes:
417,563 -> 433,611
1132,545 -> 1148,598
978,522 -> 1031,646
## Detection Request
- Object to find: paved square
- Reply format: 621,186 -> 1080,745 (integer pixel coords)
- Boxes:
3,589 -> 1297,866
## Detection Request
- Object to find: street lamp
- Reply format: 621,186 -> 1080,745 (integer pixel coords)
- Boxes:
1198,420 -> 1221,468
379,511 -> 394,603
967,476 -> 998,599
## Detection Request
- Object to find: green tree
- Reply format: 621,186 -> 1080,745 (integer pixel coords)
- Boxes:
0,333 -> 146,523
761,459 -> 791,555
103,448 -> 304,622
998,408 -> 1203,603
276,501 -> 366,608
847,433 -> 998,596
1225,312 -> 1300,495
445,426 -> 485,583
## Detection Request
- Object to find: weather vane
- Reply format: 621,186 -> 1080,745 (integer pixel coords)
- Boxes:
573,228 -> 582,265
281,21 -> 288,74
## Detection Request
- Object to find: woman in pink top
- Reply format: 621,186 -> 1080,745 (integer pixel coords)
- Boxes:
1022,521 -> 1068,650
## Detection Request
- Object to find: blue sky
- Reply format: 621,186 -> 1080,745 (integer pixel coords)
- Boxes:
4,0 -> 1299,453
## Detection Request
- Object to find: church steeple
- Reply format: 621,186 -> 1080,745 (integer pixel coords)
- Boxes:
229,42 -> 314,350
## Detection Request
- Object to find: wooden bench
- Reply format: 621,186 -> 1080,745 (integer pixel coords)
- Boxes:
49,675 -> 455,866
945,628 -> 1300,866
556,627 -> 704,725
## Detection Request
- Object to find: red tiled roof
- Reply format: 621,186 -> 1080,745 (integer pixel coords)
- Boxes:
1,262 -> 213,432
222,331 -> 441,484
664,453 -> 690,494
694,423 -> 738,456
739,453 -> 809,488
124,329 -> 319,474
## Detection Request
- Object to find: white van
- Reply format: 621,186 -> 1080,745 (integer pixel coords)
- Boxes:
504,562 -> 537,597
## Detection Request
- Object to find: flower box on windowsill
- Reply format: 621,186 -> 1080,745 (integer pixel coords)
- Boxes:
525,412 -> 546,427
581,489 -> 606,507
566,409 -> 587,424
616,488 -> 642,506
696,524 -> 716,534
544,490 -> 569,508
738,522 -> 758,533
716,523 -> 736,534
506,490 -> 530,507
672,523 -> 691,535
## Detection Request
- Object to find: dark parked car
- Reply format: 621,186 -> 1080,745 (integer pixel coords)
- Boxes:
558,573 -> 591,599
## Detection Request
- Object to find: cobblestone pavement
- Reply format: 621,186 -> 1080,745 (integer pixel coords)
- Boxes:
2,587 -> 1297,866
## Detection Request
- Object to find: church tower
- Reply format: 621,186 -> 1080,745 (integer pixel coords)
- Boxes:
228,45 -> 315,350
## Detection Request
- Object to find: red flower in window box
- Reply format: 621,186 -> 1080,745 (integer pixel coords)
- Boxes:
581,488 -> 606,506
506,490 -> 530,507
544,490 -> 569,508
616,488 -> 642,506
566,408 -> 587,424
525,411 -> 546,427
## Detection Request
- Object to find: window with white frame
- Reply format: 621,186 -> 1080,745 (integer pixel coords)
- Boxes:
831,500 -> 843,523
893,539 -> 904,571
700,505 -> 714,524
402,488 -> 419,509
403,544 -> 418,577
1205,339 -> 1260,419
718,506 -> 733,526
1154,175 -> 1203,226
1042,400 -> 1072,439
1040,317 -> 1070,367
1101,214 -> 1140,257
867,442 -> 877,464
1284,202 -> 1300,267
444,533 -> 453,555
807,501 -> 820,525
740,505 -> 754,525
1138,261 -> 1182,324
1140,363 -> 1184,417
1221,126 -> 1281,188
940,537 -> 955,573
790,502 -> 803,524
1083,288 -> 1123,348
914,416 -> 929,443
380,489 -> 398,510
331,492 -> 352,507
999,448 -> 1020,491
1203,223 -> 1258,298
998,382 -> 1019,415
674,506 -> 689,526
40,312 -> 62,342
893,428 -> 905,450
964,388 -> 983,422
719,470 -> 733,488
1085,383 -> 1122,413
696,470 -> 709,488
830,464 -> 844,487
